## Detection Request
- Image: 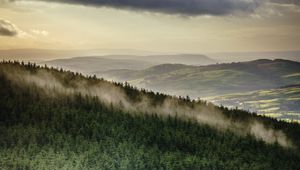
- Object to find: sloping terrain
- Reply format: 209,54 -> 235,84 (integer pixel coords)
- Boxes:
98,59 -> 300,98
205,85 -> 300,122
1,62 -> 300,169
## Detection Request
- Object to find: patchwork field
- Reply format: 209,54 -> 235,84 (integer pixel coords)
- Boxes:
205,86 -> 300,122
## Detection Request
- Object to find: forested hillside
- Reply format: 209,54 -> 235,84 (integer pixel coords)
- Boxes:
1,61 -> 300,169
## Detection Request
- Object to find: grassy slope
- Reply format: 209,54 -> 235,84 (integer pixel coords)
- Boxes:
98,59 -> 300,98
205,85 -> 300,122
1,62 -> 300,169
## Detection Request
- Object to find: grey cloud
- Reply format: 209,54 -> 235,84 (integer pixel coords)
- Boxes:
4,0 -> 299,16
0,19 -> 18,36
35,0 -> 261,16
271,0 -> 300,5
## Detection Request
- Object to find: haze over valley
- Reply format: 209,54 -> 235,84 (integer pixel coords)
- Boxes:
1,0 -> 300,169
2,48 -> 300,122
38,56 -> 300,122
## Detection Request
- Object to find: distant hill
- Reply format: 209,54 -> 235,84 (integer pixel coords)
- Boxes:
1,61 -> 300,169
0,49 -> 216,66
2,48 -> 300,65
208,51 -> 300,63
40,54 -> 216,74
2,48 -> 299,64
0,49 -> 81,61
41,57 -> 157,74
0,48 -> 157,61
103,54 -> 217,65
97,59 -> 300,98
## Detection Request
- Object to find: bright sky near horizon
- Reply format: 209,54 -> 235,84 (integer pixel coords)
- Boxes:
0,0 -> 300,53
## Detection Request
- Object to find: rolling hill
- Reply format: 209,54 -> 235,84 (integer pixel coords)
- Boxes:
0,48 -> 217,68
40,54 -> 216,74
97,59 -> 300,98
41,57 -> 157,74
207,50 -> 300,63
102,54 -> 217,66
1,61 -> 300,169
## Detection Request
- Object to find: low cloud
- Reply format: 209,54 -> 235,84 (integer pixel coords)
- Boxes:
31,29 -> 49,36
0,19 -> 18,36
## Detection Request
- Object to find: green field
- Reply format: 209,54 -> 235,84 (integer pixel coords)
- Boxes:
205,86 -> 300,122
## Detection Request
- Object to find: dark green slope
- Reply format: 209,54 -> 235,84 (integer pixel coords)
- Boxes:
1,62 -> 300,169
97,59 -> 300,98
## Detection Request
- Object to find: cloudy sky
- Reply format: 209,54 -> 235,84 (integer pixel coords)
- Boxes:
0,0 -> 300,53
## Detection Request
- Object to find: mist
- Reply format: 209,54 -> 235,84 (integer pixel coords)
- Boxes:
0,63 -> 293,148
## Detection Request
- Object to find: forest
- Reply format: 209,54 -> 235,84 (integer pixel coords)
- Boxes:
1,61 -> 300,169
